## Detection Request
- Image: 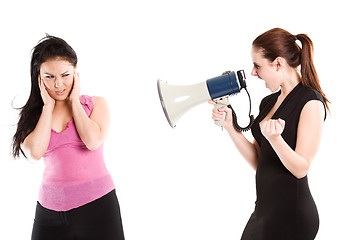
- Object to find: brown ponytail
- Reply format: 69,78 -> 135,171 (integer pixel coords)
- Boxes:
253,28 -> 330,111
295,33 -> 330,111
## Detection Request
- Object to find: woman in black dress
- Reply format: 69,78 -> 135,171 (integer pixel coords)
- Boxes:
210,28 -> 330,240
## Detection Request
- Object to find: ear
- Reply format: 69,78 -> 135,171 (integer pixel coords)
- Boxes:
272,57 -> 285,71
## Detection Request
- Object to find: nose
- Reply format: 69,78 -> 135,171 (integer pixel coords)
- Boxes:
54,78 -> 62,88
251,67 -> 257,77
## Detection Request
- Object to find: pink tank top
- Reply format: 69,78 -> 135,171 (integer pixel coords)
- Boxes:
39,95 -> 115,211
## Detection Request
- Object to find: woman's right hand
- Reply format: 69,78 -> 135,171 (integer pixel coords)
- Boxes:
38,77 -> 55,108
22,77 -> 55,160
208,100 -> 233,130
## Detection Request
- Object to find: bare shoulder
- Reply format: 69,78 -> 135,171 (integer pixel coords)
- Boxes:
301,100 -> 325,121
92,96 -> 110,111
298,100 -> 325,139
93,96 -> 108,106
90,96 -> 110,121
296,100 -> 325,163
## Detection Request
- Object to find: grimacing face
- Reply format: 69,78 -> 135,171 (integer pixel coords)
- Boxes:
251,47 -> 281,92
39,58 -> 76,101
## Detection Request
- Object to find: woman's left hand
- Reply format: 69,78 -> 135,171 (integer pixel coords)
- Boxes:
260,118 -> 285,141
69,70 -> 80,103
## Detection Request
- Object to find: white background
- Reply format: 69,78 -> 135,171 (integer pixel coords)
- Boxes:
1,0 -> 359,239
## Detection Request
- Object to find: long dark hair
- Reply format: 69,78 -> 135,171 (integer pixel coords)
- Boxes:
12,35 -> 77,158
252,28 -> 330,111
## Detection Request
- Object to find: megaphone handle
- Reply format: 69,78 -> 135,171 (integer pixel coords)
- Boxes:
213,96 -> 229,128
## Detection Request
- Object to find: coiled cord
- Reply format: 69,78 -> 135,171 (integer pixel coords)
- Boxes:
227,88 -> 254,132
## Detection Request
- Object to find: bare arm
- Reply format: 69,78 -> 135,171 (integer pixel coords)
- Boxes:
22,79 -> 55,160
261,100 -> 325,179
68,72 -> 110,150
210,101 -> 259,170
71,96 -> 110,150
225,125 -> 260,170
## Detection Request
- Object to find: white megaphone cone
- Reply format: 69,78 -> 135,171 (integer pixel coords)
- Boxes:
157,80 -> 211,128
157,70 -> 252,130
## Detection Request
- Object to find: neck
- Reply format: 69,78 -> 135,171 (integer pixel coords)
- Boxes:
54,98 -> 71,108
280,69 -> 300,97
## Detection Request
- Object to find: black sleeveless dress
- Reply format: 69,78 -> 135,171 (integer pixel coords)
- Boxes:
241,83 -> 326,240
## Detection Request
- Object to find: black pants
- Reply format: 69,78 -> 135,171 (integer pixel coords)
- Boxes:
31,190 -> 125,240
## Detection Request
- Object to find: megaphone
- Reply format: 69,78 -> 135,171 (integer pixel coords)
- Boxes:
157,70 -> 254,131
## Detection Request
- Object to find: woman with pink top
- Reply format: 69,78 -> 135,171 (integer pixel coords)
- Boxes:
12,36 -> 125,240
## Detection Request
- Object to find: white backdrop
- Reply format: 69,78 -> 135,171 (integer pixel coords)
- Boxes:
1,0 -> 359,239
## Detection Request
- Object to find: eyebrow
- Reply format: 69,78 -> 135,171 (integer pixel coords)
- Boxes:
43,71 -> 69,76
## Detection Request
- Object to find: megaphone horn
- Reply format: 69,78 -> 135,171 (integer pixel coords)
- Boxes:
157,70 -> 253,131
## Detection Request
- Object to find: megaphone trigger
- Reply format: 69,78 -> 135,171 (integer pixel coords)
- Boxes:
213,96 -> 230,129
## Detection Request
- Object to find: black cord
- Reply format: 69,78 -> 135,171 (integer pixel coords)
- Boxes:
228,88 -> 254,132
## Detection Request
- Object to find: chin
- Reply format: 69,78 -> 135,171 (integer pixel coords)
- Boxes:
269,87 -> 277,92
51,93 -> 70,102
271,86 -> 281,92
